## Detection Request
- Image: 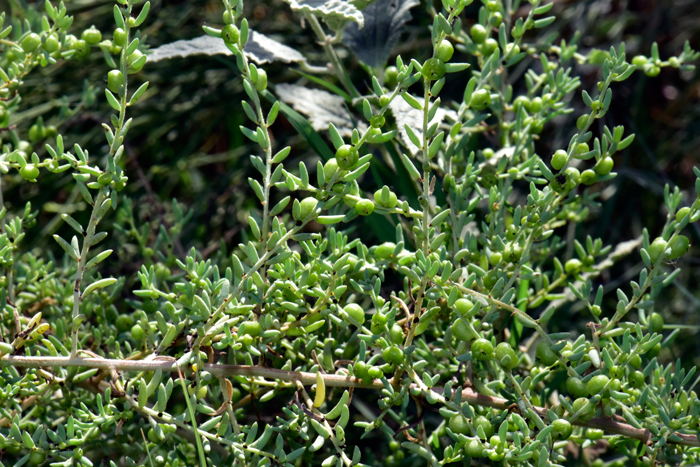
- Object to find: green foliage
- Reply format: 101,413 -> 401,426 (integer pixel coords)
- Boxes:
0,0 -> 700,466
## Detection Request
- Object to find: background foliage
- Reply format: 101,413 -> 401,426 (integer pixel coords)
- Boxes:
1,0 -> 700,465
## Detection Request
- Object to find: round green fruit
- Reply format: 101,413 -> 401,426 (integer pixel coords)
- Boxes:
384,66 -> 398,88
296,197 -> 318,221
370,115 -> 385,128
465,438 -> 484,457
373,188 -> 398,208
481,38 -> 499,55
21,33 -> 41,53
108,70 -> 124,94
436,39 -> 454,62
566,376 -> 589,398
470,89 -> 491,110
648,237 -> 668,262
335,144 -> 359,170
581,169 -> 597,185
551,150 -> 567,171
422,58 -> 446,81
390,323 -> 404,344
648,312 -> 664,333
572,397 -> 594,422
595,157 -> 614,175
131,324 -> 144,341
255,69 -> 268,92
473,415 -> 494,438
495,342 -> 518,369
29,450 -> 48,465
629,370 -> 645,389
44,34 -> 59,53
449,414 -> 470,434
472,338 -> 494,361
552,419 -> 573,439
115,314 -> 134,332
536,341 -> 558,366
455,298 -> 474,316
587,374 -> 610,395
383,345 -> 404,365
471,24 -> 488,44
222,25 -> 240,44
20,165 -> 40,181
451,319 -> 473,342
669,235 -> 690,259
82,26 -> 102,45
355,199 -> 375,216
374,242 -> 396,260
113,28 -> 127,47
344,303 -> 365,325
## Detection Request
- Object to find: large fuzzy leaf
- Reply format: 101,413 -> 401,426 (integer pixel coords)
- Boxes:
285,0 -> 364,31
148,32 -> 305,65
342,0 -> 419,69
275,84 -> 365,138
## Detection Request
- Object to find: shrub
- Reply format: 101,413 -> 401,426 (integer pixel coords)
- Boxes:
1,0 -> 700,466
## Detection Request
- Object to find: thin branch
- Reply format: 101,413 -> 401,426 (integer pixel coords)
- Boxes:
2,354 -> 696,447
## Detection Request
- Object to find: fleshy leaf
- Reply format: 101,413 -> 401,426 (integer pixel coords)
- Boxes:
342,0 -> 419,68
148,31 -> 305,65
285,0 -> 364,31
275,84 -> 365,137
389,94 -> 457,154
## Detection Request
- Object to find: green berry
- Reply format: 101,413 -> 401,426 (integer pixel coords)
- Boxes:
587,375 -> 609,395
481,38 -> 499,56
21,33 -> 41,53
355,199 -> 375,216
383,345 -> 404,365
581,169 -> 597,185
335,144 -> 359,170
470,24 -> 488,44
222,25 -> 240,44
20,165 -> 40,181
108,70 -> 124,94
645,64 -> 660,77
575,142 -> 589,154
572,397 -> 594,422
115,314 -> 134,332
384,66 -> 398,88
676,207 -> 691,223
528,97 -> 543,113
629,354 -> 642,369
668,235 -> 689,259
422,58 -> 446,81
29,450 -> 47,465
629,370 -> 645,389
609,365 -> 624,379
551,150 -> 567,171
436,39 -> 454,62
373,188 -> 398,208
473,415 -> 494,438
646,343 -> 661,358
465,438 -> 484,457
295,197 -> 318,221
595,157 -> 614,175
632,56 -> 648,66
566,376 -> 589,398
472,338 -> 494,361
576,115 -> 588,130
648,237 -> 668,262
44,34 -> 60,53
323,158 -> 339,181
127,50 -> 146,73
455,298 -> 474,316
552,419 -> 573,439
390,323 -> 404,344
451,319 -> 473,342
565,259 -> 582,275
495,342 -> 518,369
82,26 -> 102,45
470,89 -> 491,110
344,303 -> 365,325
449,414 -> 470,434
255,69 -> 267,92
131,324 -> 144,341
28,124 -> 44,142
113,28 -> 127,47
374,242 -> 396,260
536,341 -> 558,366
370,115 -> 385,128
73,39 -> 90,59
649,312 -> 664,333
